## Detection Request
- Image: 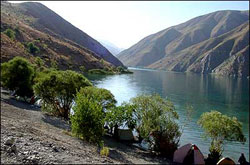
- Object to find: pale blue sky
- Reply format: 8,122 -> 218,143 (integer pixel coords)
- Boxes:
10,1 -> 249,48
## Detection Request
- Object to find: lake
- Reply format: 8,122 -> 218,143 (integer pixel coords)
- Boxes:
86,67 -> 249,161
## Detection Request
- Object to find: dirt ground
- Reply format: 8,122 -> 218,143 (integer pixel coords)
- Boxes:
1,89 -> 172,164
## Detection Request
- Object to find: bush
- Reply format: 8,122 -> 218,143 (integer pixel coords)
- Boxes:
34,57 -> 45,72
3,28 -> 15,40
79,65 -> 86,73
34,70 -> 92,119
88,69 -> 113,75
1,57 -> 35,98
100,147 -> 109,157
198,111 -> 246,163
27,42 -> 40,55
50,60 -> 58,70
131,94 -> 181,158
78,86 -> 116,111
71,91 -> 105,145
105,103 -> 136,137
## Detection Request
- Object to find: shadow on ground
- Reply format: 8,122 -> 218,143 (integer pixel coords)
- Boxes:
41,114 -> 71,131
1,97 -> 40,112
103,135 -> 171,164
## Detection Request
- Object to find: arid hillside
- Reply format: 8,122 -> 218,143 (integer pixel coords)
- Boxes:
1,1 -> 123,70
118,10 -> 249,77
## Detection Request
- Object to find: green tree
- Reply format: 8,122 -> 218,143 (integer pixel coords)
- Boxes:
3,28 -> 15,40
34,70 -> 92,119
100,59 -> 104,65
105,103 -> 136,137
27,42 -> 40,55
198,111 -> 246,162
1,57 -> 35,98
131,94 -> 181,158
71,91 -> 105,145
34,57 -> 45,72
78,86 -> 116,111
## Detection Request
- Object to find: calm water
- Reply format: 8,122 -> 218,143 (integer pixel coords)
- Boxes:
86,67 -> 249,161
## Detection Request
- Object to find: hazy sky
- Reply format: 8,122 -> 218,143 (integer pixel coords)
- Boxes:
10,1 -> 249,48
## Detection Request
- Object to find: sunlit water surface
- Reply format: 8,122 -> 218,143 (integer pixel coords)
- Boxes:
86,67 -> 249,161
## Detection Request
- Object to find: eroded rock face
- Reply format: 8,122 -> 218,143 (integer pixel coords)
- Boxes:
117,10 -> 249,77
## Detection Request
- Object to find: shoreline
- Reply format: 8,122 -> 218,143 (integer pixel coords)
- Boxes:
1,90 -> 172,164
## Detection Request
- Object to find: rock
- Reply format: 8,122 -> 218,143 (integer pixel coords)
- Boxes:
7,144 -> 17,153
5,137 -> 15,146
27,155 -> 36,161
11,144 -> 17,153
52,146 -> 59,152
33,151 -> 39,155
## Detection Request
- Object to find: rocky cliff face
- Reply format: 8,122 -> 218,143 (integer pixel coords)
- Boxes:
1,1 -> 123,68
117,10 -> 249,77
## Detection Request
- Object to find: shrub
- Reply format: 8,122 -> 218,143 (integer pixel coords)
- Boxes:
88,69 -> 113,75
198,111 -> 246,163
105,103 -> 136,136
71,92 -> 105,145
131,94 -> 181,158
3,28 -> 15,40
116,66 -> 133,74
50,60 -> 58,70
78,86 -> 116,111
100,147 -> 109,157
34,70 -> 92,119
79,65 -> 86,73
100,59 -> 104,65
34,57 -> 45,72
27,42 -> 40,55
1,57 -> 34,98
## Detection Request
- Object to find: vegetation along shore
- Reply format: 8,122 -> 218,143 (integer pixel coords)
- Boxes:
1,57 -> 247,164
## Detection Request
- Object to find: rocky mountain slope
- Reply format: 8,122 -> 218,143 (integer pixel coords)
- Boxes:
1,1 -> 123,70
117,10 -> 249,77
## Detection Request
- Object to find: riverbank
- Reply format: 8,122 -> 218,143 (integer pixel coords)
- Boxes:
1,90 -> 172,164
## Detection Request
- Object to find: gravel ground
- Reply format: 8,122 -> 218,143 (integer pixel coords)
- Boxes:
1,89 -> 172,164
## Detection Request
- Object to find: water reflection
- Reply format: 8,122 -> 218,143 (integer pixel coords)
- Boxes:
86,68 -> 249,161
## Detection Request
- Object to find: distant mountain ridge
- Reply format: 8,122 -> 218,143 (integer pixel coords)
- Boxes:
99,40 -> 124,56
117,10 -> 249,77
1,1 -> 123,68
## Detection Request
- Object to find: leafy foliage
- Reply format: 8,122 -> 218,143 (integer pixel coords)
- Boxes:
78,86 -> 116,111
116,66 -> 133,74
34,70 -> 92,119
34,57 -> 45,72
105,103 -> 136,135
100,147 -> 109,157
131,94 -> 181,158
79,65 -> 86,73
27,42 -> 40,55
1,57 -> 35,98
71,91 -> 105,145
50,60 -> 58,70
88,69 -> 114,75
198,111 -> 246,161
3,28 -> 16,40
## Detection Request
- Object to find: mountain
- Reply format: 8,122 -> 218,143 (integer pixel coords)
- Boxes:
1,1 -> 123,70
117,10 -> 249,77
99,40 -> 124,56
